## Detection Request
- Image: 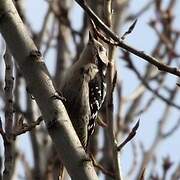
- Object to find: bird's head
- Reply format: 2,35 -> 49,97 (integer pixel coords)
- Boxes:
88,32 -> 109,67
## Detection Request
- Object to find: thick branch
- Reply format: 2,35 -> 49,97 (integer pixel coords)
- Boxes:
0,0 -> 98,179
103,0 -> 122,179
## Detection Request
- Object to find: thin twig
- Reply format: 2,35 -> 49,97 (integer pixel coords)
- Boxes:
117,119 -> 140,151
161,117 -> 180,138
13,116 -> 43,137
162,156 -> 173,180
124,52 -> 180,110
121,19 -> 137,40
90,154 -> 115,179
139,168 -> 146,180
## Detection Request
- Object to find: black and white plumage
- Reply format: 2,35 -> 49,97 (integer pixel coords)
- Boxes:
88,58 -> 107,139
60,34 -> 108,150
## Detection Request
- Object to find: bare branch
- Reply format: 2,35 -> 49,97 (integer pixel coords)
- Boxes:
162,156 -> 173,180
90,154 -> 115,179
103,0 -> 122,179
139,168 -> 146,180
123,52 -> 180,110
0,0 -> 98,179
75,0 -> 180,77
161,118 -> 180,138
121,19 -> 137,40
13,116 -> 43,137
3,47 -> 15,180
117,119 -> 140,151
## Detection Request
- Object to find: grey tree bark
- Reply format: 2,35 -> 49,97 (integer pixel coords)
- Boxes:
0,0 -> 98,179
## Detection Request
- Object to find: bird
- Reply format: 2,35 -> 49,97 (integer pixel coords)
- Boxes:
60,33 -> 108,150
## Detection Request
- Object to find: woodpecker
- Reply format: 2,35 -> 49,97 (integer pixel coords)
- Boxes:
60,33 -> 108,150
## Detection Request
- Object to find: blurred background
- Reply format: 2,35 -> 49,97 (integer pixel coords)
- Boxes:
0,0 -> 180,179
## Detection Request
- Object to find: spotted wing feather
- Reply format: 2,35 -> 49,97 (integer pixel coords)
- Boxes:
88,72 -> 106,138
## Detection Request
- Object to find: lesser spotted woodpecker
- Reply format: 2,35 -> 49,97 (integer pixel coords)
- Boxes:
60,33 -> 108,150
